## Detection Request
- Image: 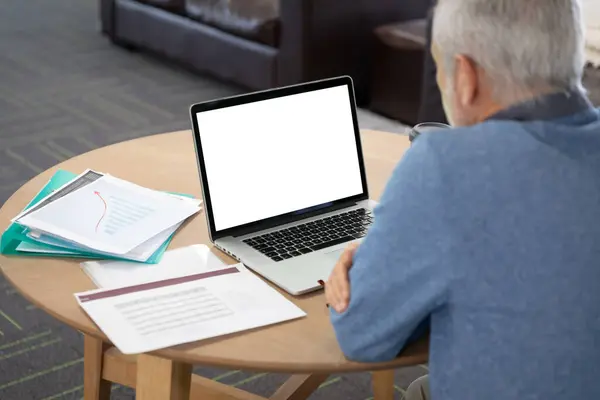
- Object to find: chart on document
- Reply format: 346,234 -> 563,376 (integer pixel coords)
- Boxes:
15,175 -> 201,255
93,191 -> 155,235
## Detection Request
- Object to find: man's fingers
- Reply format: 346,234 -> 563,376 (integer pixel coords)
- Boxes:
327,273 -> 345,312
332,266 -> 348,295
329,273 -> 349,312
346,242 -> 360,257
326,283 -> 342,312
340,244 -> 358,266
329,284 -> 345,313
325,272 -> 340,305
325,242 -> 360,313
336,245 -> 357,297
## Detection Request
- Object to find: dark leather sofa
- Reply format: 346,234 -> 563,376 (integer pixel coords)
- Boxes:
99,0 -> 432,104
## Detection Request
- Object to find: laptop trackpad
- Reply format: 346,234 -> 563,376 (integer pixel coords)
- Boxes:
325,248 -> 345,262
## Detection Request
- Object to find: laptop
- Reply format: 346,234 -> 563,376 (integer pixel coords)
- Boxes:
189,76 -> 376,295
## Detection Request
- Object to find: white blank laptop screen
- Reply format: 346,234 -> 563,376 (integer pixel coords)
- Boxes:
196,85 -> 364,232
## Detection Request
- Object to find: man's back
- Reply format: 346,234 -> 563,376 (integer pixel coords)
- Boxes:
330,100 -> 600,399
427,110 -> 600,398
327,0 -> 599,397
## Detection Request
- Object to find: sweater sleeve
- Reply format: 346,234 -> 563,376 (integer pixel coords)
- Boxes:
330,134 -> 455,362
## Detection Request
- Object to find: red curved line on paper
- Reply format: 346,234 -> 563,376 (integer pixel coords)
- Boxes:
94,191 -> 107,233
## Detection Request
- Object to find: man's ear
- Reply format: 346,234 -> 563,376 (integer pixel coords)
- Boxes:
454,54 -> 479,107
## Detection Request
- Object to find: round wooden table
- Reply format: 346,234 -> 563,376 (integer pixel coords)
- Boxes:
0,130 -> 428,400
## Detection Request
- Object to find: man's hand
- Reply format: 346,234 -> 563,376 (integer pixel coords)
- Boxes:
325,243 -> 360,313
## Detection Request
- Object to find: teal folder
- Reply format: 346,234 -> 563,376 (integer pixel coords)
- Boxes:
0,170 -> 187,264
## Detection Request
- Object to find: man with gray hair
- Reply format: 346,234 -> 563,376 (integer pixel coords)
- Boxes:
325,0 -> 600,398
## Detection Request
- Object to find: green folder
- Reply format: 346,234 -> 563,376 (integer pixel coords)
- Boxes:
0,170 -> 188,264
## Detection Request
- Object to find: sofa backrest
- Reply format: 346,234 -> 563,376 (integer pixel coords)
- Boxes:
185,0 -> 280,46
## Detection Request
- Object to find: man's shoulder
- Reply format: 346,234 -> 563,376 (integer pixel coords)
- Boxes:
410,119 -> 550,169
414,120 -> 526,149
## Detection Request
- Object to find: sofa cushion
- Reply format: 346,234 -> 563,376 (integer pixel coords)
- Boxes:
138,0 -> 185,12
184,0 -> 279,46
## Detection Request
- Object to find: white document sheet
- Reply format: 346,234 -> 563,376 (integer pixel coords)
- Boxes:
80,244 -> 229,289
15,174 -> 201,255
75,264 -> 306,354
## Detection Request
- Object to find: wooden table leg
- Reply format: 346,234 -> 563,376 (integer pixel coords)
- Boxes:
83,334 -> 112,400
372,370 -> 395,400
136,353 -> 192,400
270,374 -> 329,400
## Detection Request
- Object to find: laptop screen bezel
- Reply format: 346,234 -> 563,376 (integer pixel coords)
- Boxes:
189,76 -> 369,240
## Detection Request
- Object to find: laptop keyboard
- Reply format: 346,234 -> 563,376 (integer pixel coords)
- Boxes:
242,208 -> 373,262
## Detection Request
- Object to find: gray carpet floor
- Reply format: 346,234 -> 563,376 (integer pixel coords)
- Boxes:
0,0 -> 416,399
1,0 -> 600,399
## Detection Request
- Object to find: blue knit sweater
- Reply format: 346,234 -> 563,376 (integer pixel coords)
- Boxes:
331,91 -> 600,399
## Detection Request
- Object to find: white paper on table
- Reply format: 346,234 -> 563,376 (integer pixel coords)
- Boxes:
75,264 -> 306,355
81,244 -> 230,289
15,174 -> 201,255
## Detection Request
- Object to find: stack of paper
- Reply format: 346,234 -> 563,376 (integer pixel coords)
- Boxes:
75,247 -> 306,354
0,169 -> 202,264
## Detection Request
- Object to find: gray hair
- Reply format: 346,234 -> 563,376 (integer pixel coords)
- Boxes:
432,0 -> 586,103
